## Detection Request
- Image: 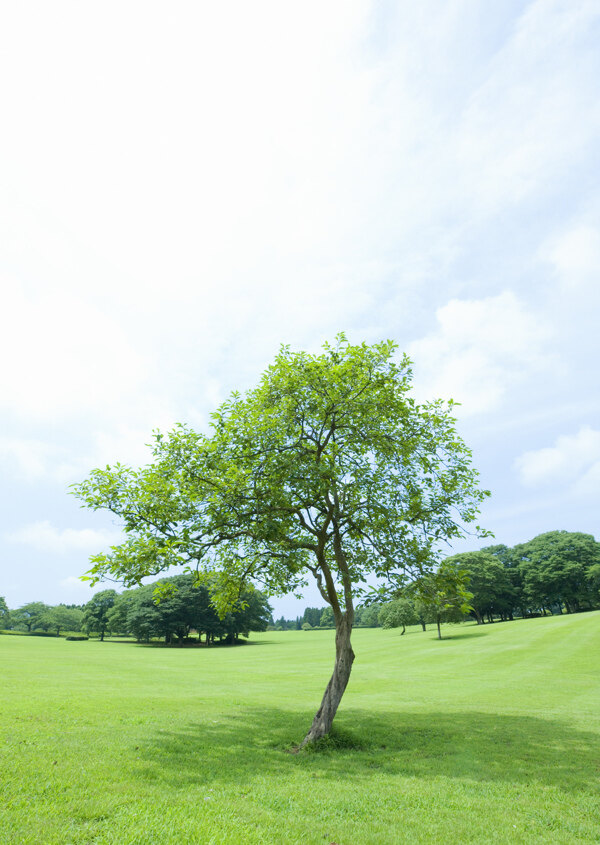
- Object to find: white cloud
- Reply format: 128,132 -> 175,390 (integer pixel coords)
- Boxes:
407,291 -> 553,414
455,0 -> 600,212
515,426 -> 600,492
0,437 -> 56,479
0,274 -> 147,422
6,520 -> 122,554
544,223 -> 600,291
59,576 -> 108,602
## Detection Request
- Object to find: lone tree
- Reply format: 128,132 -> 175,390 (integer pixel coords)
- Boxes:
407,559 -> 473,639
73,336 -> 489,748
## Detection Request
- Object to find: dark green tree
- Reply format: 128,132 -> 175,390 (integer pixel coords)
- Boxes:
302,607 -> 323,627
73,336 -> 489,747
83,590 -> 117,640
320,606 -> 335,627
515,531 -> 600,614
446,551 -> 512,624
0,596 -> 11,630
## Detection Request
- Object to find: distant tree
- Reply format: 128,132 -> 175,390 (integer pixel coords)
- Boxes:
588,562 -> 600,603
83,590 -> 118,640
46,605 -> 84,636
409,561 -> 472,640
12,602 -> 51,632
302,607 -> 323,627
106,592 -> 132,636
378,598 -> 417,634
446,551 -> 512,624
515,531 -> 600,615
301,622 -> 313,630
320,607 -> 335,627
482,543 -> 524,619
358,603 -> 382,628
120,575 -> 270,645
0,596 -> 11,630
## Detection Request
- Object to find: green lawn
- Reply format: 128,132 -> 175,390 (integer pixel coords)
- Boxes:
1,613 -> 599,844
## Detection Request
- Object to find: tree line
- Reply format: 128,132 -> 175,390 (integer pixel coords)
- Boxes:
4,530 -> 597,643
378,530 -> 600,636
0,575 -> 272,645
273,603 -> 383,631
449,530 -> 600,622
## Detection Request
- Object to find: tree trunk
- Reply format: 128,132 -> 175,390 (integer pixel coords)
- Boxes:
420,621 -> 426,631
436,616 -> 442,640
298,615 -> 354,748
400,623 -> 406,635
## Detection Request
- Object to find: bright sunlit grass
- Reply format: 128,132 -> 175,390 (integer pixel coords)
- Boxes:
1,612 -> 599,844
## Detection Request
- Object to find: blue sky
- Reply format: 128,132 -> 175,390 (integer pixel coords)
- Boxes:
1,0 -> 599,617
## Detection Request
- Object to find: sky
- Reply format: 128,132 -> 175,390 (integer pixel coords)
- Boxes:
1,0 -> 599,618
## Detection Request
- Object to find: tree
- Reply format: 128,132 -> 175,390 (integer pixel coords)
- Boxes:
446,551 -> 512,624
12,602 -> 51,632
83,590 -> 117,640
357,603 -> 382,628
378,597 -> 417,634
0,597 -> 11,630
320,606 -> 335,627
302,607 -> 323,627
515,531 -> 600,615
46,605 -> 84,636
73,336 -> 489,747
408,560 -> 472,640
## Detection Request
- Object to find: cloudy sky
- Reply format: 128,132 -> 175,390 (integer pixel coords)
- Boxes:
1,0 -> 599,617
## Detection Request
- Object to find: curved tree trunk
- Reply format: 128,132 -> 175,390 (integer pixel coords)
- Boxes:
298,614 -> 354,749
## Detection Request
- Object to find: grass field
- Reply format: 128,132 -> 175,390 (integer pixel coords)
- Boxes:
1,613 -> 600,844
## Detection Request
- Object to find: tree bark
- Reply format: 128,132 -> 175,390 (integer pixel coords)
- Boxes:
298,614 -> 354,748
436,616 -> 442,640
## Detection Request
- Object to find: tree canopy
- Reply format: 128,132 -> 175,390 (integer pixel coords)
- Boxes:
73,336 -> 489,746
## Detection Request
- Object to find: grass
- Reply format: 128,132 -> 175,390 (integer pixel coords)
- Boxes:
1,613 -> 600,844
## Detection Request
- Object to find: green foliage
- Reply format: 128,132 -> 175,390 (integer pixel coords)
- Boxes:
11,602 -> 51,632
115,575 -> 271,644
514,531 -> 600,614
408,560 -> 472,639
83,590 -> 117,640
319,606 -> 335,627
356,603 -> 382,627
73,336 -> 489,616
302,607 -> 323,627
378,598 -> 417,631
0,596 -> 10,630
443,532 -> 600,624
446,551 -> 512,624
73,336 -> 489,737
45,605 -> 84,636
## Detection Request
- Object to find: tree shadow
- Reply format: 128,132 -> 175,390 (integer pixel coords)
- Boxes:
139,707 -> 600,796
436,630 -> 489,640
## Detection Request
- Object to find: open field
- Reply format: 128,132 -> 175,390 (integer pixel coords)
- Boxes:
1,613 -> 600,844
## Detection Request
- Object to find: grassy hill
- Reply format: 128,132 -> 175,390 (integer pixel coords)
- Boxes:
1,612 -> 599,844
